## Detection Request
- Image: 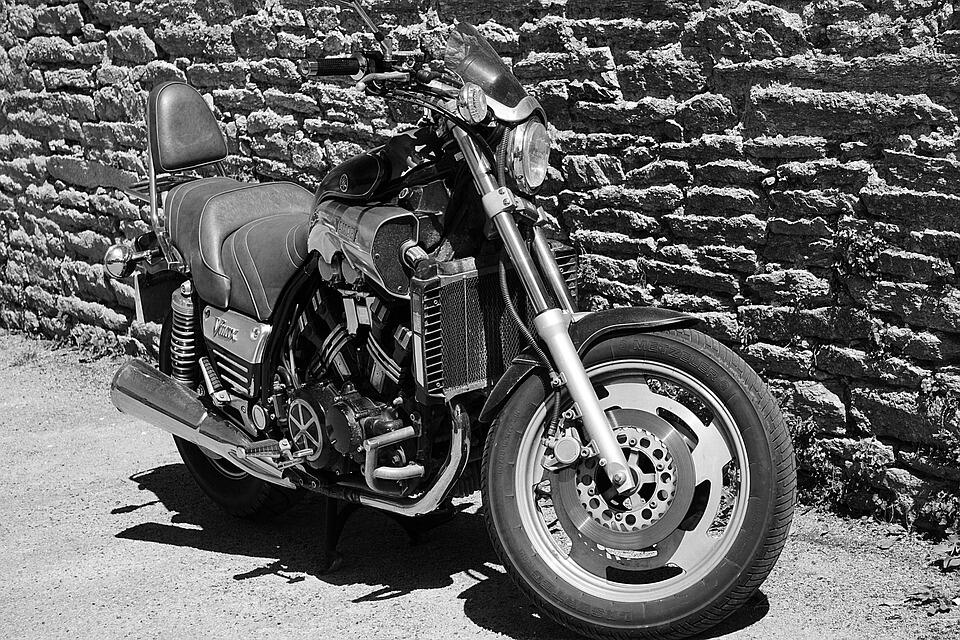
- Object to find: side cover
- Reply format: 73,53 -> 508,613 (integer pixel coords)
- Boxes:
477,306 -> 699,423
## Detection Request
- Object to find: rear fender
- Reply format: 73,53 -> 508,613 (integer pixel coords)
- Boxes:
478,307 -> 699,423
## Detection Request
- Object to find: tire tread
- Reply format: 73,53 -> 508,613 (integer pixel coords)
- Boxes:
482,328 -> 796,640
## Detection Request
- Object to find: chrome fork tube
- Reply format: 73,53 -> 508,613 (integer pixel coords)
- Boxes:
532,225 -> 577,314
451,128 -> 551,312
451,127 -> 635,494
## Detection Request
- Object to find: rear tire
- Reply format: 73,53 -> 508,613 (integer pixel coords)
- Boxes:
482,329 -> 795,639
173,435 -> 301,519
159,313 -> 302,520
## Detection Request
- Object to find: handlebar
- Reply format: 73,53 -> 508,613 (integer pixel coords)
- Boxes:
298,57 -> 362,78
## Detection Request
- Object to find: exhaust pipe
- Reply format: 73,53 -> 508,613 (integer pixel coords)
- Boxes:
111,358 -> 295,489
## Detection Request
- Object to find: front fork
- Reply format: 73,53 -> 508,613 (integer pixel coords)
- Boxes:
452,128 -> 637,496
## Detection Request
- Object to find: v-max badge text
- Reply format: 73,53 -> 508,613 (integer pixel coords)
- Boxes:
213,317 -> 239,342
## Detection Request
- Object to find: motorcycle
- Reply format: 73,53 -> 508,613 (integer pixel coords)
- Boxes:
104,2 -> 796,638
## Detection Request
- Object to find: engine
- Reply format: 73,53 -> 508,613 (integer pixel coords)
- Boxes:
286,382 -> 401,469
276,287 -> 424,493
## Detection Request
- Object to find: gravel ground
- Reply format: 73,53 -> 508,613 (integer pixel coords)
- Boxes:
1,331 -> 958,640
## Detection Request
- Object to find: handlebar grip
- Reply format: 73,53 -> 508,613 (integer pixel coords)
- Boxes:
298,57 -> 362,78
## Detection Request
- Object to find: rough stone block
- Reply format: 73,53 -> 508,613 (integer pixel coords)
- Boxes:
881,326 -> 960,363
660,134 -> 744,163
664,213 -> 766,245
743,135 -> 827,160
696,311 -> 740,342
694,159 -> 768,186
47,156 -> 137,190
878,150 -> 960,192
154,19 -> 236,60
639,258 -> 740,294
686,185 -> 765,217
815,345 -> 928,389
746,268 -> 832,306
106,26 -> 157,64
877,249 -> 954,283
847,280 -> 960,333
562,154 -> 626,189
571,230 -> 654,258
619,45 -> 706,100
676,93 -> 737,139
747,84 -> 956,141
624,160 -> 691,187
34,4 -> 84,36
744,342 -> 815,379
850,384 -> 938,445
739,305 -> 872,343
696,245 -> 758,274
768,188 -> 857,220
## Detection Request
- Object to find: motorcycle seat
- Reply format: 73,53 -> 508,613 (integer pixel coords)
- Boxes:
165,177 -> 314,319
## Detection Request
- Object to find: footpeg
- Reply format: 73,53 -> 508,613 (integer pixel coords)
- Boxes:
199,356 -> 231,404
237,438 -> 314,469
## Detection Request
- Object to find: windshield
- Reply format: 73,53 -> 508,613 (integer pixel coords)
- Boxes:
443,23 -> 532,118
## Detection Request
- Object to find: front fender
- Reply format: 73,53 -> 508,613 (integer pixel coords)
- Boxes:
478,306 -> 698,423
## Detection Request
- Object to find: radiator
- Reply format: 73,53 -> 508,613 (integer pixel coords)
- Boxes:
411,241 -> 578,402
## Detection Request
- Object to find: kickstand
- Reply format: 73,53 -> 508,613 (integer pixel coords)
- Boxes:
318,495 -> 360,574
316,497 -> 459,573
385,498 -> 457,546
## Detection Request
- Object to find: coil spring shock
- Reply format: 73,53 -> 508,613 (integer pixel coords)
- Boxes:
169,280 -> 200,387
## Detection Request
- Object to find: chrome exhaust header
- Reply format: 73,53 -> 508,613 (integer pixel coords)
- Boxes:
110,358 -> 295,489
111,358 -> 468,516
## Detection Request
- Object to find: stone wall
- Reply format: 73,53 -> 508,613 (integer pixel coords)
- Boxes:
2,0 -> 959,531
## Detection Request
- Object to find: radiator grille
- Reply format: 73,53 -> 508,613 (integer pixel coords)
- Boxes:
417,242 -> 578,399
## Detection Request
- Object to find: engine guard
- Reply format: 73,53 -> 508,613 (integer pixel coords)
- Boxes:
478,306 -> 699,424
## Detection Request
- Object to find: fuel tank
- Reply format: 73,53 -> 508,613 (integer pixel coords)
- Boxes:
308,126 -> 451,300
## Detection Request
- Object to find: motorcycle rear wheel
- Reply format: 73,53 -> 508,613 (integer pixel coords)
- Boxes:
159,314 -> 302,520
482,328 -> 795,639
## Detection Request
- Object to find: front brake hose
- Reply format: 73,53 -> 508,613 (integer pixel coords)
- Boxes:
499,250 -> 562,439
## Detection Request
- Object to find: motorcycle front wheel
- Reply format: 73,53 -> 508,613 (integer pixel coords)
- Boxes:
482,328 -> 795,640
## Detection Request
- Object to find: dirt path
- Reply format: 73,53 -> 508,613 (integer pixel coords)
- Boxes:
0,331 -> 957,640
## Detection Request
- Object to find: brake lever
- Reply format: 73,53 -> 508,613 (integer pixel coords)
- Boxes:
356,71 -> 410,91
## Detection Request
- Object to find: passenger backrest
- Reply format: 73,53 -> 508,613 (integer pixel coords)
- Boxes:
146,81 -> 227,173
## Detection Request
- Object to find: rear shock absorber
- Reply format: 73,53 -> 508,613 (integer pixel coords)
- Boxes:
169,280 -> 200,388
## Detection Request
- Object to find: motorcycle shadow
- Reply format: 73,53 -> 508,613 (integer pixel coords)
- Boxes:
115,463 -> 768,640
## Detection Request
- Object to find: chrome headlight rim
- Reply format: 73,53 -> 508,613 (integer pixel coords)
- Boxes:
506,117 -> 551,195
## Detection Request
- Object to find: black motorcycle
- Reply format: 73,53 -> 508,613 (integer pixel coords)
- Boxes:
105,3 -> 796,638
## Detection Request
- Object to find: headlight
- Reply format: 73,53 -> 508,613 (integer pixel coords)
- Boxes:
508,119 -> 551,194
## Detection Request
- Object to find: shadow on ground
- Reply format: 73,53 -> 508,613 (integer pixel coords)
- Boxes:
116,464 -> 768,639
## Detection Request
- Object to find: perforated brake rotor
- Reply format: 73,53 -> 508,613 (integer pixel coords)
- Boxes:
575,426 -> 678,533
551,408 -> 696,552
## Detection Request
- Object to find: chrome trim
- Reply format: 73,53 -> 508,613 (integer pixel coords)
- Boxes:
110,358 -> 294,489
533,309 -> 636,494
202,308 -> 272,363
488,95 -> 544,123
307,204 -> 421,300
532,226 -> 577,314
362,426 -> 423,493
353,402 -> 470,516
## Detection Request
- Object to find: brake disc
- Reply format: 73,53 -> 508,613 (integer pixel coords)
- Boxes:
551,408 -> 697,556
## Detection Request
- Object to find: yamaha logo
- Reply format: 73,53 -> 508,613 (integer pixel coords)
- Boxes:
338,174 -> 349,192
213,317 -> 239,342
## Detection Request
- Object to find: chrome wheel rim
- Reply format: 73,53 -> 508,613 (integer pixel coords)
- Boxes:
514,359 -> 750,601
202,449 -> 248,480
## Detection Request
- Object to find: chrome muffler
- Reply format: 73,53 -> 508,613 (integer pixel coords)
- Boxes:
110,358 -> 295,488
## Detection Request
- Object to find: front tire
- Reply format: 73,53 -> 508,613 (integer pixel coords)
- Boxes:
482,329 -> 795,640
